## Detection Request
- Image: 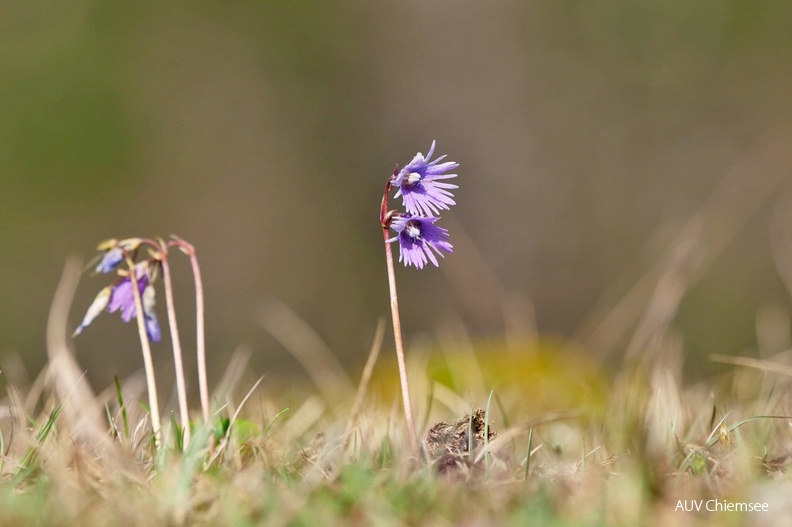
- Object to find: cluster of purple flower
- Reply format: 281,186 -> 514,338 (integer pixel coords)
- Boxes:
74,238 -> 162,342
387,141 -> 459,269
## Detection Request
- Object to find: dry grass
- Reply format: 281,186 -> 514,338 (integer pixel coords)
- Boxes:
3,299 -> 792,526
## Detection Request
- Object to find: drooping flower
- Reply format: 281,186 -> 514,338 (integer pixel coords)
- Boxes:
107,263 -> 149,322
96,247 -> 124,274
392,140 -> 459,217
106,262 -> 161,342
95,238 -> 142,274
142,284 -> 161,342
73,286 -> 112,337
75,260 -> 161,342
388,214 -> 453,269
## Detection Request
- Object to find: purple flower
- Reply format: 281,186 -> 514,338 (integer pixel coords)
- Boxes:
106,264 -> 161,342
95,238 -> 142,274
107,264 -> 149,323
96,247 -> 125,274
392,141 -> 459,216
142,284 -> 161,342
388,214 -> 453,269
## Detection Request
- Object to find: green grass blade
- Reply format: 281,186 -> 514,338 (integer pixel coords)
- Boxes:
172,414 -> 184,453
265,407 -> 291,436
705,415 -> 792,448
114,376 -> 129,439
524,427 -> 533,482
13,404 -> 62,486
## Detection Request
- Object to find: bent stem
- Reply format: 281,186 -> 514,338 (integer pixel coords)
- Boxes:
159,242 -> 191,449
171,235 -> 209,424
126,255 -> 162,448
381,178 -> 420,456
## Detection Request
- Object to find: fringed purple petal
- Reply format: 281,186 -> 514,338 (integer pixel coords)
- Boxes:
392,142 -> 459,216
107,264 -> 150,326
389,215 -> 453,269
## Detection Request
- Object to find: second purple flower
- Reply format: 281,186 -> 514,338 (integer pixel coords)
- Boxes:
388,214 -> 453,269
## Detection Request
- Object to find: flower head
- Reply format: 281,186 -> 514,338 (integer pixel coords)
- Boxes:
388,214 -> 453,269
107,263 -> 148,321
392,141 -> 459,217
73,286 -> 112,337
106,262 -> 161,342
95,238 -> 142,274
96,247 -> 125,274
75,260 -> 161,342
142,284 -> 161,342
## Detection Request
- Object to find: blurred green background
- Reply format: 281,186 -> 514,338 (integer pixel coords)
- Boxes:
2,1 -> 792,395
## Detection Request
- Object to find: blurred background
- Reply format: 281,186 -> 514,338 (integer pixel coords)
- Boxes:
2,1 -> 792,401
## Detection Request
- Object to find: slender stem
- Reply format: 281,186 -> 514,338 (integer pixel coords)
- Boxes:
383,234 -> 420,455
171,236 -> 209,423
381,175 -> 420,456
191,253 -> 209,424
159,243 -> 191,449
126,255 -> 162,447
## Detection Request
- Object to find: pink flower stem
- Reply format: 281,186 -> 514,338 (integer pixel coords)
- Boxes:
158,241 -> 191,449
381,177 -> 420,456
170,235 -> 210,424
